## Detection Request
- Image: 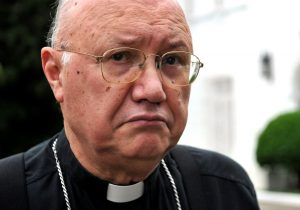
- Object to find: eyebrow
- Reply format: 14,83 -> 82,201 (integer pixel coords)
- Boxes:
112,37 -> 190,52
97,30 -> 191,54
167,40 -> 190,51
110,34 -> 145,47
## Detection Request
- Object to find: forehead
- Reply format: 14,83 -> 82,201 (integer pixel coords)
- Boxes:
59,0 -> 192,51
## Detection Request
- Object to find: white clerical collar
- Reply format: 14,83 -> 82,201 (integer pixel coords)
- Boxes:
106,181 -> 144,203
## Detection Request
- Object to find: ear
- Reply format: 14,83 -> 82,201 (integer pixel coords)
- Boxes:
41,47 -> 64,103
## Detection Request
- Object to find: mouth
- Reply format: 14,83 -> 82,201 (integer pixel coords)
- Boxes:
121,114 -> 169,129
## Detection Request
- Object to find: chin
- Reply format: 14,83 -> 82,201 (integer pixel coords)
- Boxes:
123,137 -> 171,160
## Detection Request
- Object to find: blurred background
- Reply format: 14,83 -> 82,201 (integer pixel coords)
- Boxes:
1,0 -> 300,209
0,0 -> 61,157
177,0 -> 300,209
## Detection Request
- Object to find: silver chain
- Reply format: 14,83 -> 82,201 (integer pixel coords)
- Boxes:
161,159 -> 182,210
52,139 -> 72,210
52,138 -> 182,210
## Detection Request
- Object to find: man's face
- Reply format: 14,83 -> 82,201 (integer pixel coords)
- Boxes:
52,0 -> 192,175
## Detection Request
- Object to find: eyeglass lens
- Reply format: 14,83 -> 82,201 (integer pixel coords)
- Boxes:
101,47 -> 200,85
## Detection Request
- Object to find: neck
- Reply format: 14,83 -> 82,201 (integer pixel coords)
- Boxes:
67,136 -> 160,185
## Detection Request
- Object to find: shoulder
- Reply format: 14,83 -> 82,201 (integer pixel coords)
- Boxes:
170,145 -> 255,193
0,153 -> 24,180
168,146 -> 259,209
0,152 -> 23,166
24,138 -> 56,184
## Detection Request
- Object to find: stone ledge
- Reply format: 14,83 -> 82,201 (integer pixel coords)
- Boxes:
258,190 -> 300,210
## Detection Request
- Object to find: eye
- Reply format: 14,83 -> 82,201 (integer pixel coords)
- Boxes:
110,51 -> 131,62
163,55 -> 179,65
162,52 -> 190,67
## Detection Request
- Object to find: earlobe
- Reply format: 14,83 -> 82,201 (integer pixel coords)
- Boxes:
41,47 -> 64,103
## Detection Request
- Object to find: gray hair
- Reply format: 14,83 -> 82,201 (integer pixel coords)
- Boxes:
46,0 -> 68,47
47,0 -> 72,64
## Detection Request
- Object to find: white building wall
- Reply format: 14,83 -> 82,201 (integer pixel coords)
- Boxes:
177,0 -> 300,190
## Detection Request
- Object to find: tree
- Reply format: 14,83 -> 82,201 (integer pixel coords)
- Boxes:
0,0 -> 62,158
256,110 -> 300,190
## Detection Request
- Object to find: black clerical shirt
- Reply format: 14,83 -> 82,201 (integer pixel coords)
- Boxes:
25,131 -> 189,210
0,130 -> 260,210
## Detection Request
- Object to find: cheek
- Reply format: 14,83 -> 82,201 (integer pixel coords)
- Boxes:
168,87 -> 190,133
61,67 -> 109,123
63,71 -> 128,131
179,86 -> 191,105
172,86 -> 190,111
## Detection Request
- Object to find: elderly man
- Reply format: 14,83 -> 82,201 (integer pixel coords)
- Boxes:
0,0 -> 259,209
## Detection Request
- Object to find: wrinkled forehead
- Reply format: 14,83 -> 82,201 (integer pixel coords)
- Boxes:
57,0 -> 192,51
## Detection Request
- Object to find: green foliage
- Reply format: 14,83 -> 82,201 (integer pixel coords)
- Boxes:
0,0 -> 62,157
256,111 -> 300,171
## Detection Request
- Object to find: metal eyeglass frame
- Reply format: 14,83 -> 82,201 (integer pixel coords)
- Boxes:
55,47 -> 204,87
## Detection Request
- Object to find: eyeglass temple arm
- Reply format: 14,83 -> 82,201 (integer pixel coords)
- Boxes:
55,49 -> 104,63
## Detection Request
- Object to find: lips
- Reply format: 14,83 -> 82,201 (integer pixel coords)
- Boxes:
120,113 -> 169,129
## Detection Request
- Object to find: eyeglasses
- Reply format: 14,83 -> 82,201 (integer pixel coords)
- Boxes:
56,47 -> 204,86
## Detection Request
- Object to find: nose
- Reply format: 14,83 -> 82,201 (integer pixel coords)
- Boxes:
131,56 -> 167,104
